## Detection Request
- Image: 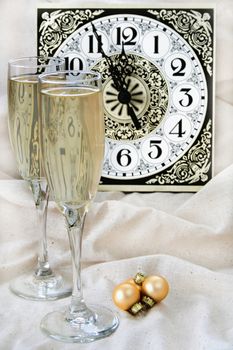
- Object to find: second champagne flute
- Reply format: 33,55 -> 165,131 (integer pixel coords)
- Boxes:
7,56 -> 71,300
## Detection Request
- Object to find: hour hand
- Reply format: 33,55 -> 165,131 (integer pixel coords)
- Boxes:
127,104 -> 141,130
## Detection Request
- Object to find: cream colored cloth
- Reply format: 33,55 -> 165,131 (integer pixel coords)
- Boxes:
1,0 -> 233,349
1,168 -> 233,350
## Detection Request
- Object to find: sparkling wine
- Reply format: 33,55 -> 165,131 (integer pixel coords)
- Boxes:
8,75 -> 42,180
40,87 -> 104,208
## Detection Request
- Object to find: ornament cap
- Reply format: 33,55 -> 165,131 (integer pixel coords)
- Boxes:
134,273 -> 145,285
129,302 -> 144,315
142,295 -> 155,308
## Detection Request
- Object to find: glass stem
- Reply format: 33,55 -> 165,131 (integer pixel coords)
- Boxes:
29,179 -> 53,278
65,206 -> 95,324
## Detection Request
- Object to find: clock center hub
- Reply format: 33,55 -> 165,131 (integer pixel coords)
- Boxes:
118,89 -> 131,104
94,53 -> 169,140
102,74 -> 150,124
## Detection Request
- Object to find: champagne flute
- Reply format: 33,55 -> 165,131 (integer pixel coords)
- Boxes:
7,57 -> 71,300
39,70 -> 119,342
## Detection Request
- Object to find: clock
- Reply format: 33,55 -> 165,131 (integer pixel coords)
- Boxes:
37,7 -> 214,192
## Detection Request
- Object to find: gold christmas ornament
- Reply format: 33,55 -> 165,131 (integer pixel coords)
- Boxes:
112,282 -> 140,311
141,275 -> 169,302
112,273 -> 169,315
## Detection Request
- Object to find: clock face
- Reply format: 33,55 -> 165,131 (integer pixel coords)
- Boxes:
38,8 -> 214,191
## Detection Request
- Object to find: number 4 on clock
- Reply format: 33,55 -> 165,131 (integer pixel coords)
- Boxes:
169,119 -> 186,138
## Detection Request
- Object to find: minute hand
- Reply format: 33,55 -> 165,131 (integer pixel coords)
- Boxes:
91,23 -> 123,90
91,23 -> 140,130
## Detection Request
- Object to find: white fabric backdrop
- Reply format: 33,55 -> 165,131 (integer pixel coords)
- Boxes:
0,0 -> 233,349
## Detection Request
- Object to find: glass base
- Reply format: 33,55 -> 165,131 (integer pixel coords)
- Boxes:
40,304 -> 119,343
9,270 -> 72,301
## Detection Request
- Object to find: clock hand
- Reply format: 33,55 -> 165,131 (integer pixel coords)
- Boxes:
91,23 -> 123,91
116,43 -> 141,129
91,22 -> 140,130
118,42 -> 133,78
127,104 -> 141,130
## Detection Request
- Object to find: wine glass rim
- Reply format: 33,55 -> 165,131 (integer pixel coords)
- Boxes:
8,56 -> 64,69
39,70 -> 102,84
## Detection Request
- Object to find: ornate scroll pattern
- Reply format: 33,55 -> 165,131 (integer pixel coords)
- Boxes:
38,9 -> 104,57
148,9 -> 213,76
146,120 -> 212,185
